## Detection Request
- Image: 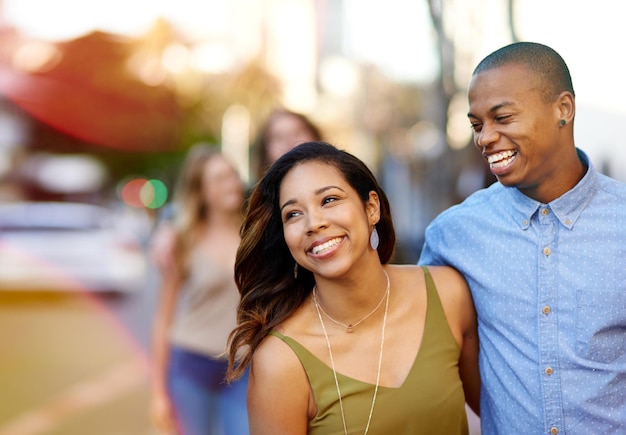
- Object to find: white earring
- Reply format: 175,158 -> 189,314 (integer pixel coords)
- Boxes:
370,226 -> 379,250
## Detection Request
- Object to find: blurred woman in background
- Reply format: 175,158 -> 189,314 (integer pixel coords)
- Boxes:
151,145 -> 249,435
251,108 -> 322,183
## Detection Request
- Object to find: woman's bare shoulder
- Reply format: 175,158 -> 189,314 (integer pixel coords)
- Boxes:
248,332 -> 312,433
252,332 -> 303,377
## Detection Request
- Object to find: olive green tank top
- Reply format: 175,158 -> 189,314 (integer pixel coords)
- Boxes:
269,266 -> 469,434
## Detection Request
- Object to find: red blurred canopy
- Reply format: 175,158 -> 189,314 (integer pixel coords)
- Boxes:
0,30 -> 183,152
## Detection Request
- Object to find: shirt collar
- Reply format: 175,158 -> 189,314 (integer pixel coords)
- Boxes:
508,148 -> 597,230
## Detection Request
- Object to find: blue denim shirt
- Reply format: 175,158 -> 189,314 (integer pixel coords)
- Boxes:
419,150 -> 626,434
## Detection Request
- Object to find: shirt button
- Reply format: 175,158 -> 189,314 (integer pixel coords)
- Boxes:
541,208 -> 550,216
550,427 -> 559,434
542,306 -> 551,315
543,247 -> 551,256
545,367 -> 553,376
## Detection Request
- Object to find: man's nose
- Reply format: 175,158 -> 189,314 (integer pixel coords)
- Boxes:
476,124 -> 498,150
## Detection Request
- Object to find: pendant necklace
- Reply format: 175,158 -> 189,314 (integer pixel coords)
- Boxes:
313,272 -> 390,333
312,270 -> 390,435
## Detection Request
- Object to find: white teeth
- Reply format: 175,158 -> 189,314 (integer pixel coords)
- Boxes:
488,150 -> 516,168
311,237 -> 343,255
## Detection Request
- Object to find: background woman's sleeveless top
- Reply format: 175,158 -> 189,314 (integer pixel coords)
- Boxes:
170,248 -> 239,358
270,267 -> 469,434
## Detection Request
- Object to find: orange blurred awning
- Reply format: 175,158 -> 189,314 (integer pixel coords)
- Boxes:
0,31 -> 183,152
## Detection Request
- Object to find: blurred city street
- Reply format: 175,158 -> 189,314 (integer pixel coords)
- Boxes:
0,263 -> 159,435
2,1 -> 623,434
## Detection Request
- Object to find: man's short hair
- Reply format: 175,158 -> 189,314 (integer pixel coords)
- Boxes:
473,41 -> 575,101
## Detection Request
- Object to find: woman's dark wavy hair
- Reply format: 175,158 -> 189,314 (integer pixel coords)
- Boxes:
226,141 -> 395,381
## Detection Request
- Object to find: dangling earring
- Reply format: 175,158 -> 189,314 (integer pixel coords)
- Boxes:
293,262 -> 298,279
370,226 -> 379,250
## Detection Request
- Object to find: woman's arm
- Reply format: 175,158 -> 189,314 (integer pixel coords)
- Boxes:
430,266 -> 481,415
458,302 -> 480,416
150,229 -> 183,434
247,335 -> 312,435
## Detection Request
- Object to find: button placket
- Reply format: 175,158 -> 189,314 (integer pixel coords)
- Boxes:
538,205 -> 563,431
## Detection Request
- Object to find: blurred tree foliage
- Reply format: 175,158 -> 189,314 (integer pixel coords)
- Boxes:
1,19 -> 285,201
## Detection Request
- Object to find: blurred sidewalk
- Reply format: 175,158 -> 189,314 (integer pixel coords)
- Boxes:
0,292 -> 154,435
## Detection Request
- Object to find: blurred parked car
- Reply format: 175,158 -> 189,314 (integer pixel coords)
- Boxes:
0,201 -> 148,293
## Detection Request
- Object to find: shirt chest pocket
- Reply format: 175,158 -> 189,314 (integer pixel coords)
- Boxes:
576,289 -> 626,364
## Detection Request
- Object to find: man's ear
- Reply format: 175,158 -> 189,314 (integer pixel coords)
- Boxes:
556,91 -> 575,124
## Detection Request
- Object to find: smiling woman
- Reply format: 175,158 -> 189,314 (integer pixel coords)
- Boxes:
226,141 -> 480,434
279,160 -> 378,275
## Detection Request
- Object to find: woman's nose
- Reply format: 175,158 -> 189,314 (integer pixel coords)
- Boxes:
305,210 -> 328,234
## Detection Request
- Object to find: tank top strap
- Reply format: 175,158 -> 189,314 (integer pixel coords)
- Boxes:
268,330 -> 337,397
419,265 -> 458,348
420,265 -> 441,309
268,330 -> 328,374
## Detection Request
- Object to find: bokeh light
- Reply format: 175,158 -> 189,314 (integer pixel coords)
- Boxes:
120,178 -> 167,209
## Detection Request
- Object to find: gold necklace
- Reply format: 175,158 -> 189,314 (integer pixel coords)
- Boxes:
313,272 -> 390,333
312,270 -> 390,435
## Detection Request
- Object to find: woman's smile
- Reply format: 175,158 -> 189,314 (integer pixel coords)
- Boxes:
309,236 -> 345,256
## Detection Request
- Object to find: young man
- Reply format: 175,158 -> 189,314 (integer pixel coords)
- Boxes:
419,41 -> 626,434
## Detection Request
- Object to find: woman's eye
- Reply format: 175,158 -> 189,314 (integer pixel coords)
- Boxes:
322,197 -> 338,205
284,210 -> 299,221
495,115 -> 510,122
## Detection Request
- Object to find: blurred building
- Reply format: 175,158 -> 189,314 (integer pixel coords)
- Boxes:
0,0 -> 492,262
1,0 -> 624,262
